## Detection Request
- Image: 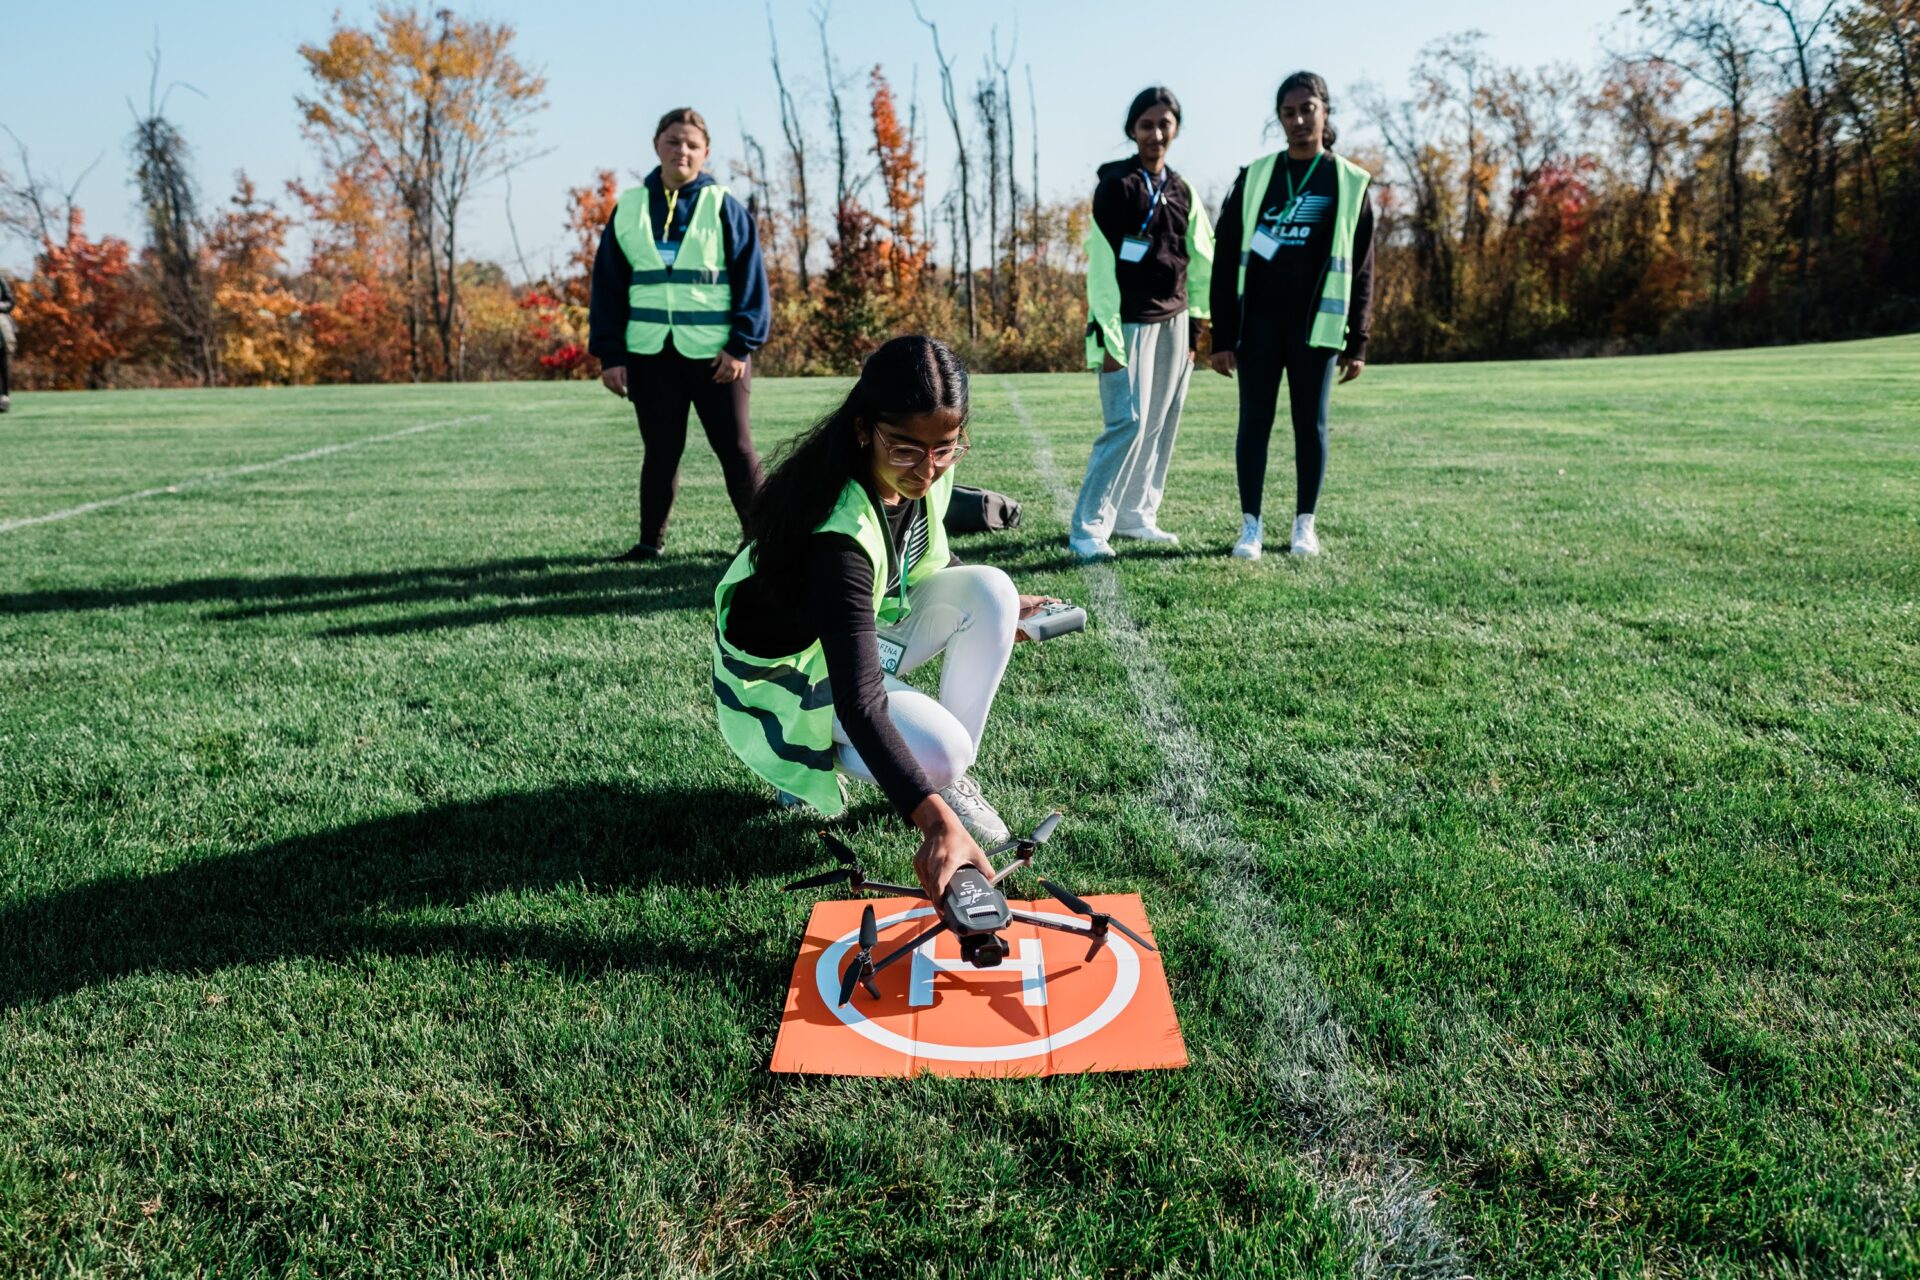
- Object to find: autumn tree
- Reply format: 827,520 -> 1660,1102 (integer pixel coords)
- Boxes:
290,159 -> 411,383
561,168 -> 618,308
14,211 -> 156,389
207,174 -> 312,384
297,5 -> 546,380
870,67 -> 930,297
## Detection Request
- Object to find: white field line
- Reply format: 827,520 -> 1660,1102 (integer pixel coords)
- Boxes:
1009,384 -> 1464,1278
0,405 -> 539,536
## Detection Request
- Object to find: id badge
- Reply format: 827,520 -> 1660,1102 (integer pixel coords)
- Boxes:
1118,235 -> 1151,263
876,636 -> 906,675
1249,226 -> 1281,260
656,241 -> 679,268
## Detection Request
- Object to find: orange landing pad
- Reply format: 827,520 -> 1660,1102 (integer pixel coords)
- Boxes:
771,894 -> 1186,1077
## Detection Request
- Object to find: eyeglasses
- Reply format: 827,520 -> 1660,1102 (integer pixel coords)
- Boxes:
877,432 -> 970,468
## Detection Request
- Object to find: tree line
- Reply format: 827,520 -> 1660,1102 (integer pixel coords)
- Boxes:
0,1 -> 1914,390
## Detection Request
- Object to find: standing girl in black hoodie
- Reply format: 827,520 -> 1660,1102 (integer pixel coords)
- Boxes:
1209,72 -> 1375,559
1069,87 -> 1215,561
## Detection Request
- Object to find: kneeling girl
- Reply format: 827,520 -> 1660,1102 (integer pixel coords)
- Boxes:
712,336 -> 1056,899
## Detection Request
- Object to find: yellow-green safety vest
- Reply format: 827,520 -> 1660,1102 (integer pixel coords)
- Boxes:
611,182 -> 734,359
1236,150 -> 1371,351
1083,172 -> 1215,369
711,468 -> 956,814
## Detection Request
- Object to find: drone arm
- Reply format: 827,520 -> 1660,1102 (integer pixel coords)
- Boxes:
868,920 -> 949,976
1006,909 -> 1097,939
854,880 -> 928,898
989,852 -> 1034,887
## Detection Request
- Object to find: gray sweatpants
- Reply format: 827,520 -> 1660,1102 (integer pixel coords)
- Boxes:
1070,313 -> 1192,544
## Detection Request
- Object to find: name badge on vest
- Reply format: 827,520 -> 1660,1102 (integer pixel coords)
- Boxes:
1118,235 -> 1151,264
656,240 -> 680,269
876,636 -> 906,675
1249,222 -> 1282,261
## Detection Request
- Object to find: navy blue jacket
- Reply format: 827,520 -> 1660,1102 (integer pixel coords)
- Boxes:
587,168 -> 771,364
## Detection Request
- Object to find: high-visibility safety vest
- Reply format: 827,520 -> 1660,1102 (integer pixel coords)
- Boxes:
611,182 -> 734,359
1236,150 -> 1371,351
1083,172 -> 1215,369
711,468 -> 957,814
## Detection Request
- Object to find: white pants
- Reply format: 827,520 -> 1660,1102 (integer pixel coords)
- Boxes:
1070,313 -> 1193,542
831,564 -> 1019,791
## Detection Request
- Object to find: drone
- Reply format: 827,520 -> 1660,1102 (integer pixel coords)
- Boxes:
783,812 -> 1157,1006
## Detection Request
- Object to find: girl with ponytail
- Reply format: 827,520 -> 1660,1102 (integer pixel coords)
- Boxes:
1208,71 -> 1377,560
712,336 -> 1059,900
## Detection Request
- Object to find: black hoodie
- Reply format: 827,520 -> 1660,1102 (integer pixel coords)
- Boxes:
1090,158 -> 1200,341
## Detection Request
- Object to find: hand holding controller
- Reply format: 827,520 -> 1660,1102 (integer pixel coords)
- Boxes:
1016,600 -> 1088,643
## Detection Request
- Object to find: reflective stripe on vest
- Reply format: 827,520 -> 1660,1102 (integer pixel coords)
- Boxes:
711,468 -> 956,814
1082,173 -> 1216,370
612,183 -> 734,359
1234,151 -> 1370,351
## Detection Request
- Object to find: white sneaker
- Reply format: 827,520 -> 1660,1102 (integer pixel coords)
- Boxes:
1230,513 -> 1263,560
1113,524 -> 1180,545
1289,513 -> 1321,557
938,775 -> 1010,844
1069,535 -> 1116,562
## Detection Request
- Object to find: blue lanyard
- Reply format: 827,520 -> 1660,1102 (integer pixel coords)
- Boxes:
1137,166 -> 1169,235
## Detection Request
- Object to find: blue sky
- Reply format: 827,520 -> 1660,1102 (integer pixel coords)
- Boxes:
0,0 -> 1635,276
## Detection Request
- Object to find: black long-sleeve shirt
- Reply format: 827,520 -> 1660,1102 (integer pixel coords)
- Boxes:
724,489 -> 962,820
587,168 -> 770,364
1210,153 -> 1375,361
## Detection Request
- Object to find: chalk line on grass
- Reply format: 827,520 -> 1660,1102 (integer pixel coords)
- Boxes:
0,407 -> 521,536
1009,384 -> 1463,1278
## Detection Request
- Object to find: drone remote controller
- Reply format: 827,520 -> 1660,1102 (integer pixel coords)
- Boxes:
1017,601 -> 1087,643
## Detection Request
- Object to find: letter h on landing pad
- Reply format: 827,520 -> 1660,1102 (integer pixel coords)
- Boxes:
911,937 -> 1049,1006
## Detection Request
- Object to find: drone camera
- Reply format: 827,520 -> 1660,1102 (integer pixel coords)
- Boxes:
960,932 -> 1008,968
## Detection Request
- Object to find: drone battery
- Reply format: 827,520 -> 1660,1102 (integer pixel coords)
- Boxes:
1016,602 -> 1087,643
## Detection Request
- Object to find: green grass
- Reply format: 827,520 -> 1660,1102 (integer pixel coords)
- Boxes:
1,338 -> 1916,1277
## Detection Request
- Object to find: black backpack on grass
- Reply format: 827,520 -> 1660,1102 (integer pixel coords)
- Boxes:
943,485 -> 1022,534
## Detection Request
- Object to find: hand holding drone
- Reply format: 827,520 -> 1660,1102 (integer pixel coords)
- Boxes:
783,812 -> 1156,1005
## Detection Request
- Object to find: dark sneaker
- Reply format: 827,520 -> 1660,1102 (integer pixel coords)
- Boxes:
610,541 -> 661,563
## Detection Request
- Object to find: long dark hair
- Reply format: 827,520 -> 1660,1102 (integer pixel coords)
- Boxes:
1275,71 -> 1338,150
744,335 -> 970,583
1124,86 -> 1181,137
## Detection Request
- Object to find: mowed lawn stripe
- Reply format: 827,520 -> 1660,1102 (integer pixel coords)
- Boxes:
0,397 -> 578,535
1010,382 -> 1462,1278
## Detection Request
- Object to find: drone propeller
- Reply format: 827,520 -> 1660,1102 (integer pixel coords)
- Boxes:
1029,811 -> 1063,846
818,830 -> 860,866
838,903 -> 882,1005
1038,875 -> 1157,956
785,866 -> 859,891
990,811 -> 1066,883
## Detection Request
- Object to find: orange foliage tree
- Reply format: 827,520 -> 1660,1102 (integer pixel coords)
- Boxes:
562,169 -> 618,308
14,211 -> 156,389
207,174 -> 313,384
869,68 -> 930,297
296,5 -> 546,381
290,161 -> 411,383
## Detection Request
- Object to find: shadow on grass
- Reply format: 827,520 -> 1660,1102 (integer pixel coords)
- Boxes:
0,781 -> 852,1008
0,552 -> 731,634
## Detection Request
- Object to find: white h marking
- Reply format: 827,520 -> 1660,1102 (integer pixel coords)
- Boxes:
909,937 -> 1048,1006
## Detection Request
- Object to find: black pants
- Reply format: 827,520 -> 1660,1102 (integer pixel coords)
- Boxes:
629,342 -> 761,548
1234,312 -> 1337,518
0,315 -> 14,399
